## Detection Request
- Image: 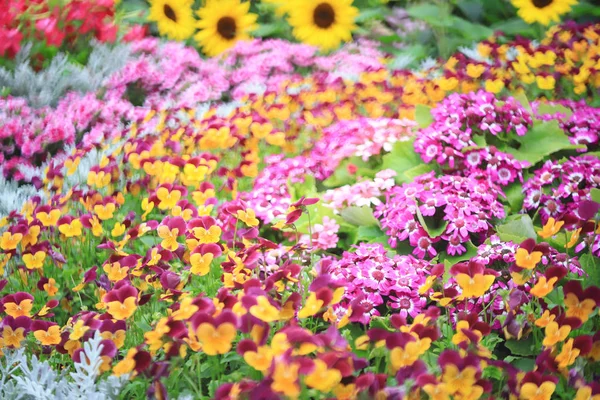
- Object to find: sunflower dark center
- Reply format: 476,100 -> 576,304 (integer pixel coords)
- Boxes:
532,0 -> 553,8
217,17 -> 237,40
163,4 -> 177,22
314,3 -> 335,29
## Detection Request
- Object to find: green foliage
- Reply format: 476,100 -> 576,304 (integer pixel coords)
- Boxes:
415,104 -> 434,128
506,120 -> 586,165
382,139 -> 434,184
341,206 -> 380,227
496,215 -> 537,243
580,253 -> 600,288
590,188 -> 600,204
504,336 -> 536,357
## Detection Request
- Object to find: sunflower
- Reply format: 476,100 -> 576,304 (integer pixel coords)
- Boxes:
511,0 -> 577,26
287,0 -> 358,51
195,0 -> 258,57
148,0 -> 196,41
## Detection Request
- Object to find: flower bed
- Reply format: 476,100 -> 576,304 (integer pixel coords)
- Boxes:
1,9 -> 600,400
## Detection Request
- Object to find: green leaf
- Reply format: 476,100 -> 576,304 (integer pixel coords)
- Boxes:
322,157 -> 373,188
511,92 -> 532,114
511,357 -> 536,372
252,23 -> 283,37
450,17 -> 494,41
289,174 -> 317,202
472,135 -> 487,148
504,182 -> 525,212
545,287 -> 564,307
580,253 -> 600,288
505,337 -> 536,356
536,103 -> 573,118
370,316 -> 393,332
341,206 -> 379,227
356,7 -> 386,23
415,204 -> 448,238
490,18 -> 536,37
404,164 -> 434,182
382,139 -> 429,184
571,2 -> 600,17
439,241 -> 478,264
356,225 -> 388,244
507,120 -> 585,165
407,3 -> 452,27
496,215 -> 537,243
456,0 -> 484,21
482,366 -> 503,380
415,105 -> 434,128
591,188 -> 600,204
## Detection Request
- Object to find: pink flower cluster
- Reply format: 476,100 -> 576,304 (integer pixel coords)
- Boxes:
322,169 -> 397,211
299,216 -> 340,251
108,39 -> 229,109
321,243 -> 431,324
311,118 -> 416,180
242,155 -> 316,223
533,99 -> 600,151
0,93 -> 132,181
523,155 -> 600,224
414,90 -> 531,185
222,39 -> 386,100
375,172 -> 505,258
0,38 -> 392,184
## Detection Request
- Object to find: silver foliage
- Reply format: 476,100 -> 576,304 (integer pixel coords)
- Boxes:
0,332 -> 128,400
0,41 -> 131,108
0,174 -> 44,219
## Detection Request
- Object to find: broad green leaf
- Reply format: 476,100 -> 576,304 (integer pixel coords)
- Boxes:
507,120 -> 585,165
252,23 -> 283,37
591,188 -> 600,204
322,157 -> 373,188
403,164 -> 435,182
456,0 -> 484,21
472,134 -> 487,147
289,174 -> 317,202
440,241 -> 478,264
356,7 -> 386,23
356,225 -> 387,244
490,18 -> 536,37
496,215 -> 536,243
536,103 -> 573,118
415,104 -> 434,128
450,17 -> 494,41
571,2 -> 600,17
341,206 -> 379,227
382,139 -> 429,184
510,357 -> 536,372
504,182 -> 525,212
482,366 -> 503,381
580,253 -> 600,288
415,204 -> 448,238
545,287 -> 564,307
511,92 -> 532,114
407,3 -> 453,27
370,316 -> 393,332
505,337 -> 536,356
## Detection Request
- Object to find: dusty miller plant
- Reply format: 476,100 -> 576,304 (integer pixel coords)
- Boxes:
0,332 -> 128,400
0,41 -> 131,108
0,174 -> 44,219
